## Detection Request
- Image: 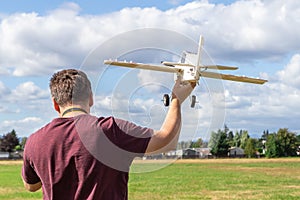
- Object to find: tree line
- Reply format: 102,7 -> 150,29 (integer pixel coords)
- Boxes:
1,127 -> 300,159
207,125 -> 300,158
0,130 -> 27,152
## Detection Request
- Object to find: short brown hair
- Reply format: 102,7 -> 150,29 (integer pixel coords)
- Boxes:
50,69 -> 92,107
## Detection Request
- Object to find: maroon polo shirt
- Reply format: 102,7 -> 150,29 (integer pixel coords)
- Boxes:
22,114 -> 152,200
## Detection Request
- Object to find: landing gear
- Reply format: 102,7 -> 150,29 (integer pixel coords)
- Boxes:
162,94 -> 197,108
191,95 -> 196,108
163,94 -> 170,107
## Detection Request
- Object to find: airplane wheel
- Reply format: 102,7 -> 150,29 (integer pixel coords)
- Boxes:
191,95 -> 196,108
163,94 -> 170,107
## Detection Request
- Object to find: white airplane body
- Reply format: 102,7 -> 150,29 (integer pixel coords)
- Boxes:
104,35 -> 267,107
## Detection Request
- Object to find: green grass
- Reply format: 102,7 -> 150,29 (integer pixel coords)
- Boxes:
0,158 -> 299,200
129,158 -> 300,200
0,162 -> 42,200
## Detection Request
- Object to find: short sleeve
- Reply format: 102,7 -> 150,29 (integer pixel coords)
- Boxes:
22,138 -> 41,184
112,118 -> 153,154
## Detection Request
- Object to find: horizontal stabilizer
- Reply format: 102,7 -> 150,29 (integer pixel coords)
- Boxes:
203,65 -> 238,70
162,61 -> 194,67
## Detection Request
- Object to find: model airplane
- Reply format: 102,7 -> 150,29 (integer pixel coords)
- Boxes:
104,35 -> 267,108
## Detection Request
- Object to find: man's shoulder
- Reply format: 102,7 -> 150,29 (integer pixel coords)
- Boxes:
27,120 -> 53,139
79,114 -> 127,128
26,117 -> 81,143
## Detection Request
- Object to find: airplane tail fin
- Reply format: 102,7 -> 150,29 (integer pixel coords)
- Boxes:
180,35 -> 204,67
196,35 -> 204,68
178,35 -> 204,83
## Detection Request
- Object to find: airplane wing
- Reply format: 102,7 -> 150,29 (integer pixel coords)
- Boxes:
162,62 -> 238,70
200,71 -> 267,84
104,60 -> 181,73
104,60 -> 267,84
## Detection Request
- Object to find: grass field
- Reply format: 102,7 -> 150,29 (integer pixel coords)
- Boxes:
0,158 -> 299,199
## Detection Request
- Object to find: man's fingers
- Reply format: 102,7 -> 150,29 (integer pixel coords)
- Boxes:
172,79 -> 196,104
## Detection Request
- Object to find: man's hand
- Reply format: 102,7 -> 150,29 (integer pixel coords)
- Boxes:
171,76 -> 196,104
22,179 -> 42,192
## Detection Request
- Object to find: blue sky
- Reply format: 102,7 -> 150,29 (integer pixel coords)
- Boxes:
0,0 -> 236,14
0,0 -> 185,13
0,0 -> 300,141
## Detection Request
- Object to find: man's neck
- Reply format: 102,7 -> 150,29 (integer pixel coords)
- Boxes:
60,105 -> 89,118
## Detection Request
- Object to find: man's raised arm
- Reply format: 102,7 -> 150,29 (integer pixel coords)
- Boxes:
146,78 -> 195,154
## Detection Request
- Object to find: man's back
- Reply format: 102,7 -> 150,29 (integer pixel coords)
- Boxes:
22,114 -> 151,200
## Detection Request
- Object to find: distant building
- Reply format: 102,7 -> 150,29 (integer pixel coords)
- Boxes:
198,148 -> 212,158
0,152 -> 10,160
228,147 -> 245,158
142,148 -> 212,160
182,148 -> 212,159
0,151 -> 23,160
182,148 -> 198,159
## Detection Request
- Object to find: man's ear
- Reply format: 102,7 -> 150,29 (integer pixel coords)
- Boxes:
89,92 -> 94,107
52,98 -> 60,113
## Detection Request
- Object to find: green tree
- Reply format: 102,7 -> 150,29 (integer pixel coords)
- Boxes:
265,133 -> 278,158
227,131 -> 234,147
297,135 -> 300,154
261,130 -> 269,141
265,129 -> 298,158
20,137 -> 28,150
296,134 -> 300,143
218,130 -> 230,157
190,138 -> 204,148
209,129 -> 229,157
224,124 -> 230,135
208,131 -> 219,149
276,128 -> 297,157
0,130 -> 20,152
240,130 -> 250,149
244,138 -> 257,158
233,131 -> 241,147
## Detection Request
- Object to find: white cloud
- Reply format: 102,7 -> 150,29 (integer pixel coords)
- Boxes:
1,0 -> 299,76
0,117 -> 44,137
11,81 -> 49,101
1,0 -> 300,138
137,70 -> 174,93
0,80 -> 53,135
277,54 -> 300,88
0,3 -> 104,76
0,81 -> 10,97
166,0 -> 300,61
221,53 -> 300,136
0,68 -> 10,75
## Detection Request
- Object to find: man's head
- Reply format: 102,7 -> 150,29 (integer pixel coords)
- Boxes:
50,69 -> 93,109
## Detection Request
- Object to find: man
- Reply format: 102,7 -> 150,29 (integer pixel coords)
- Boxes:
22,69 -> 195,199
